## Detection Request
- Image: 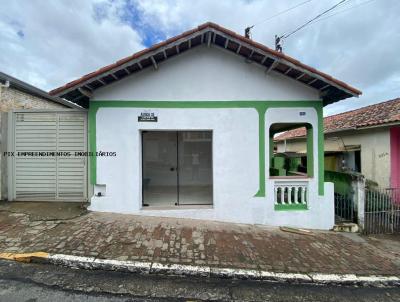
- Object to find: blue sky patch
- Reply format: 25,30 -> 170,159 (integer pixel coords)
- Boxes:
120,2 -> 168,47
92,0 -> 168,47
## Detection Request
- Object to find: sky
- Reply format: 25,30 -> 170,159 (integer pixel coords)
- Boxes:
0,0 -> 399,116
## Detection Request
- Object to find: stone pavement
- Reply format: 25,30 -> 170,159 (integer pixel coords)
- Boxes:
1,202 -> 400,276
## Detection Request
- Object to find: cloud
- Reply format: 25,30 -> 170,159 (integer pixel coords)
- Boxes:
0,0 -> 399,116
130,0 -> 400,115
0,0 -> 144,90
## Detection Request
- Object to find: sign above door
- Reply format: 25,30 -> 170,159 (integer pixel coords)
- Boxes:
138,112 -> 157,122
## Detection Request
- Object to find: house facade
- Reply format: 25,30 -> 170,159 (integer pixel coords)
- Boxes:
275,98 -> 400,189
50,23 -> 361,229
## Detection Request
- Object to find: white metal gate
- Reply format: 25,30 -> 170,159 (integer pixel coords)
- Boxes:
11,111 -> 87,201
364,188 -> 400,234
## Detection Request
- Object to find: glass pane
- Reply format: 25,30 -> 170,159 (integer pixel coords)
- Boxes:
178,131 -> 213,205
142,131 -> 178,206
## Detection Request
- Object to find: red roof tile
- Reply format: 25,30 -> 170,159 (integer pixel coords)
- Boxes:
49,22 -> 361,97
275,98 -> 400,141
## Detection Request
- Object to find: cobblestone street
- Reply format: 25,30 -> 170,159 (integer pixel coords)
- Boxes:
1,202 -> 400,276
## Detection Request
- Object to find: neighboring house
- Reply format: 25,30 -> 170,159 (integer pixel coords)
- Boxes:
275,98 -> 400,189
0,71 -> 77,120
49,22 -> 361,229
0,72 -> 83,201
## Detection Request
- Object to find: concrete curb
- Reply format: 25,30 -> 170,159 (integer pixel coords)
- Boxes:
2,252 -> 400,287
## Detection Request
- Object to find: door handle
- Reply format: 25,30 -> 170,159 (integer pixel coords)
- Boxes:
170,167 -> 175,171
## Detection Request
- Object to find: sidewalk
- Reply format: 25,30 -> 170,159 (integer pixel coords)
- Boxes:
1,202 -> 400,277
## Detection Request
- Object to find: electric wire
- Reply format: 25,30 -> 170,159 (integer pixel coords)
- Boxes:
249,0 -> 314,29
311,0 -> 377,24
280,0 -> 349,39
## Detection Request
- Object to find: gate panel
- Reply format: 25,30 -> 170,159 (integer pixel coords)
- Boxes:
13,111 -> 87,201
14,113 -> 57,200
57,114 -> 86,200
334,193 -> 356,224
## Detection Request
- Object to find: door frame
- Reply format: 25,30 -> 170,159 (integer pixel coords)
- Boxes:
141,130 -> 179,207
140,129 -> 214,208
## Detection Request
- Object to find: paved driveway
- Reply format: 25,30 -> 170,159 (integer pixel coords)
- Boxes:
0,202 -> 399,276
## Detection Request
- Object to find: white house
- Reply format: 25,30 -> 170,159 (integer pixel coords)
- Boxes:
50,23 -> 361,229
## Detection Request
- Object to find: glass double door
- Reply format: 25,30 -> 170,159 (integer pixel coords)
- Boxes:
142,131 -> 212,207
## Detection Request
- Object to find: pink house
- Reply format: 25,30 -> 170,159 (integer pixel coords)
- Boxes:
391,126 -> 400,189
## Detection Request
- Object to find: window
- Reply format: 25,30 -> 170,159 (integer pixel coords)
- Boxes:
270,123 -> 313,178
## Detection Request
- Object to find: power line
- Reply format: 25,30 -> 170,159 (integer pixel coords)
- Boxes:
280,0 -> 349,39
310,0 -> 377,24
281,0 -> 379,37
245,0 -> 314,38
252,0 -> 314,27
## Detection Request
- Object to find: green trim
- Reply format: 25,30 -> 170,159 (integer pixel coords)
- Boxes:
88,105 -> 97,185
306,125 -> 314,178
274,203 -> 308,211
255,107 -> 267,197
88,100 -> 324,196
268,134 -> 274,169
316,103 -> 325,195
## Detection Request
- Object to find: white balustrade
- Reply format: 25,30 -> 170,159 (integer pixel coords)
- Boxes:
274,181 -> 308,206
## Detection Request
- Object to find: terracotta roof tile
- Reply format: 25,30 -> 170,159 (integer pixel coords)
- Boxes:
275,98 -> 400,141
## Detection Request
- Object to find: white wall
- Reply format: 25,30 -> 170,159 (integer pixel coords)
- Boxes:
93,45 -> 319,101
90,107 -> 333,230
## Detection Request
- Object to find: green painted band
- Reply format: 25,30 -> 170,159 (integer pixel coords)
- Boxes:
306,125 -> 314,178
274,203 -> 308,211
88,100 -> 324,197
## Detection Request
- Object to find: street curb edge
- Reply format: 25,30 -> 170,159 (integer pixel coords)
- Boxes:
2,252 -> 399,287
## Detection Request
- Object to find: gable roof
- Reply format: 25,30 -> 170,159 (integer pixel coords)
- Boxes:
50,22 -> 361,108
275,98 -> 400,141
0,71 -> 82,109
